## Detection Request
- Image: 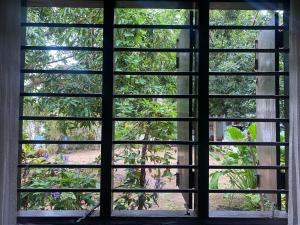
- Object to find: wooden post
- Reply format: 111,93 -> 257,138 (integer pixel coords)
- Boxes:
177,25 -> 190,208
0,0 -> 21,224
289,0 -> 300,223
256,18 -> 277,204
213,121 -> 225,141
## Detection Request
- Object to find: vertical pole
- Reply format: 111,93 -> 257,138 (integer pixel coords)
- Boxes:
197,0 -> 209,219
0,0 -> 21,223
18,0 -> 27,210
288,0 -> 300,223
283,2 -> 290,212
176,16 -> 191,208
256,16 -> 277,204
188,11 -> 194,209
101,0 -> 114,218
274,12 -> 281,210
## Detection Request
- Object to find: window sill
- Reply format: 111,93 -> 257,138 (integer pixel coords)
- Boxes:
17,209 -> 287,218
18,210 -> 287,225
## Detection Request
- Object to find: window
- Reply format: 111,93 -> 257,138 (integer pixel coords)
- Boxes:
208,9 -> 289,215
18,0 -> 289,222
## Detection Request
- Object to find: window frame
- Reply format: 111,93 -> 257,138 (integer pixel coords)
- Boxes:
16,0 -> 290,223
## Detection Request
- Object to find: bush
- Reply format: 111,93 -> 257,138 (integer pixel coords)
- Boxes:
20,146 -> 99,210
209,123 -> 271,210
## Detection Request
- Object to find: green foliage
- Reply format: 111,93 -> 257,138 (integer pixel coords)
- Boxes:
22,7 -> 283,211
20,146 -> 98,210
209,10 -> 274,118
226,127 -> 245,140
212,124 -> 257,168
209,123 -> 273,210
241,194 -> 271,211
23,7 -> 186,211
111,8 -> 187,210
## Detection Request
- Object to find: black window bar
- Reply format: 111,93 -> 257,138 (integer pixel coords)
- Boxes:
17,0 -> 289,221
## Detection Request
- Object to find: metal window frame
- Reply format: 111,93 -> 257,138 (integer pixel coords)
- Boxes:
17,0 -> 290,222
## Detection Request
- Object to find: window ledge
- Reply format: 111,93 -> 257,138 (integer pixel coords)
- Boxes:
17,209 -> 287,219
17,210 -> 287,225
209,210 -> 288,219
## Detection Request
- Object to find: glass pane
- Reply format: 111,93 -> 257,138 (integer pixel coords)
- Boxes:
115,52 -> 177,72
22,120 -> 101,141
115,9 -> 188,25
24,73 -> 102,94
115,121 -> 195,141
21,168 -> 100,189
21,144 -> 101,165
113,144 -> 195,166
23,97 -> 102,117
210,145 -> 287,166
115,98 -> 196,118
115,29 -> 181,48
210,30 -> 260,49
19,192 -> 100,210
209,53 -> 256,72
24,50 -> 102,71
113,193 -> 189,211
209,76 -> 256,95
26,27 -> 103,47
113,168 -> 185,190
209,193 -> 277,212
209,99 -> 287,118
209,10 -> 279,26
115,75 -> 197,95
27,7 -> 103,24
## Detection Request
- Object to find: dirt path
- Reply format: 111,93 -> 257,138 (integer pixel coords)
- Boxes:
60,149 -> 241,210
64,149 -> 100,164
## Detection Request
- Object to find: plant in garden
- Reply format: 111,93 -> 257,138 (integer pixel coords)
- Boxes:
112,9 -> 190,209
209,123 -> 272,210
20,145 -> 99,210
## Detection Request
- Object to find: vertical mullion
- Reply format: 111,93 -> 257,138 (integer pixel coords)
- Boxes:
197,0 -> 209,219
18,0 -> 27,210
188,10 -> 194,209
283,1 -> 290,212
101,0 -> 115,218
283,4 -> 290,212
274,12 -> 281,210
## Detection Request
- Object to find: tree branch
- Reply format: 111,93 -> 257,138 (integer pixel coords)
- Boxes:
47,55 -> 74,65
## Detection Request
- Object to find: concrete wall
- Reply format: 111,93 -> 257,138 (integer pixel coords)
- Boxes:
0,0 -> 21,224
256,21 -> 277,203
289,0 -> 300,224
176,26 -> 191,208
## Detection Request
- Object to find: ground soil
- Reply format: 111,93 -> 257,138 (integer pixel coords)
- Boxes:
54,149 -> 244,210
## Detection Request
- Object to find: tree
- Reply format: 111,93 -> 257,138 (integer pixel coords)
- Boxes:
23,7 -> 187,210
209,10 -> 273,118
22,7 -> 280,211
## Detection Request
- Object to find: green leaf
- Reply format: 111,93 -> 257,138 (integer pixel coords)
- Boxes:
209,171 -> 222,189
162,169 -> 172,177
226,127 -> 244,140
209,151 -> 221,161
247,123 -> 256,141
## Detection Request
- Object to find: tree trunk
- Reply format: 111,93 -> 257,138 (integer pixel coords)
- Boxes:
138,124 -> 150,209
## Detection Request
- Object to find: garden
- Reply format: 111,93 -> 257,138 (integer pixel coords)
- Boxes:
20,7 -> 287,212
